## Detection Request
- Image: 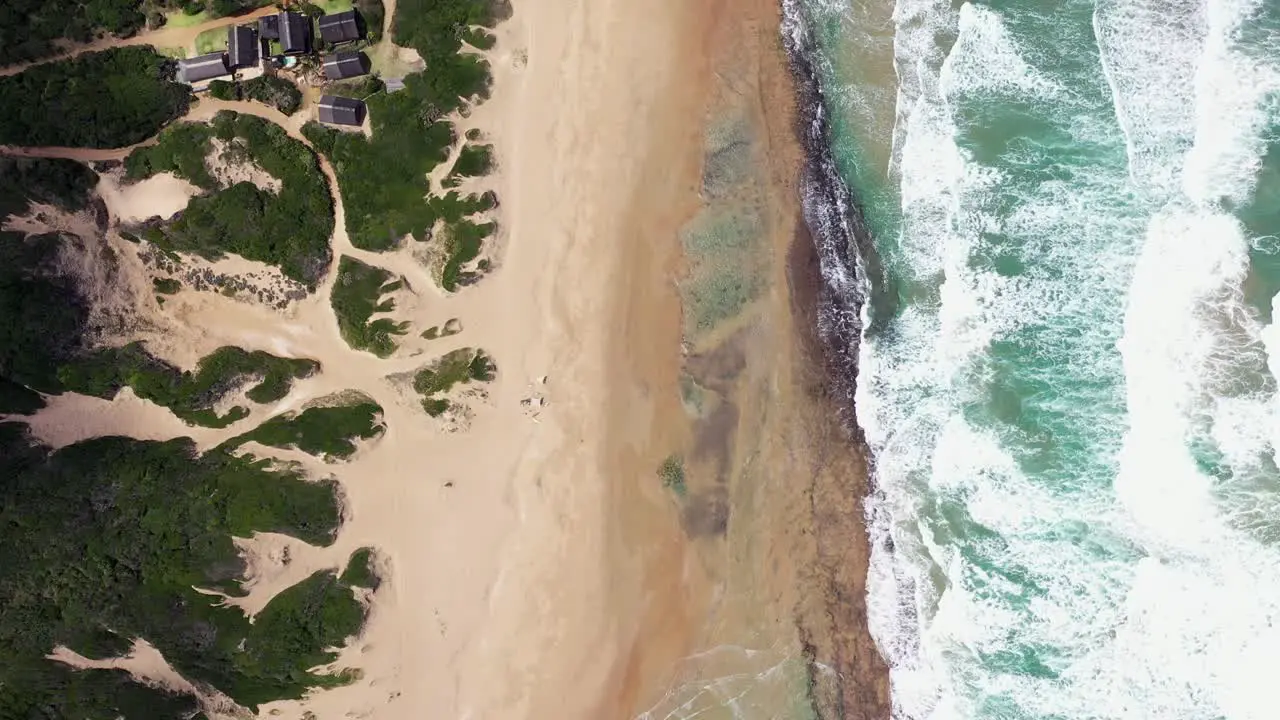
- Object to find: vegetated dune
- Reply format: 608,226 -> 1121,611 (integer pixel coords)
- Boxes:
0,0 -> 862,716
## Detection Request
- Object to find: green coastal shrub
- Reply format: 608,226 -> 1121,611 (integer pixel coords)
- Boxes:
0,48 -> 190,148
0,426 -> 362,715
129,111 -> 334,286
224,400 -> 384,459
0,0 -> 145,66
340,547 -> 381,588
58,344 -> 318,428
412,348 -> 495,416
125,122 -> 217,189
330,257 -> 409,356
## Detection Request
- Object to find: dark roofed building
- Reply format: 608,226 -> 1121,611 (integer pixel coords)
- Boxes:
322,51 -> 371,80
318,10 -> 363,44
258,14 -> 280,40
279,11 -> 311,54
227,25 -> 259,69
317,95 -> 366,126
178,52 -> 231,83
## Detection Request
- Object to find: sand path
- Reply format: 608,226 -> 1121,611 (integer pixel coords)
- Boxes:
0,6 -> 277,77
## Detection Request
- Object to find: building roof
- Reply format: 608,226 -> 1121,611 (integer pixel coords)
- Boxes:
317,95 -> 366,126
178,52 -> 231,83
227,25 -> 259,68
278,11 -> 310,54
322,51 -> 371,80
258,14 -> 280,40
384,77 -> 405,93
318,10 -> 362,44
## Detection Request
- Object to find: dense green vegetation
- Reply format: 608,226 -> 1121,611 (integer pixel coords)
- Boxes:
0,425 -> 365,716
59,344 -> 318,427
0,377 -> 46,415
421,318 -> 461,340
0,47 -> 190,147
0,0 -> 144,66
340,547 -> 380,589
303,81 -> 454,251
413,348 -> 495,416
209,75 -> 304,115
0,159 -> 99,395
355,0 -> 385,41
129,111 -> 334,286
125,122 -> 218,189
449,143 -> 494,179
225,400 -> 384,459
0,157 -> 371,716
330,257 -> 408,357
301,0 -> 502,282
153,277 -> 182,294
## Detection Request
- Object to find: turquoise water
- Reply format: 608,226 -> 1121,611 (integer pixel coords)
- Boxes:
790,0 -> 1280,717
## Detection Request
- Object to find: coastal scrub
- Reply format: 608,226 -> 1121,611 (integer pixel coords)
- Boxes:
330,256 -> 409,357
412,347 -> 495,416
224,399 -> 385,459
0,426 -> 363,715
58,344 -> 319,428
0,48 -> 190,148
129,111 -> 335,287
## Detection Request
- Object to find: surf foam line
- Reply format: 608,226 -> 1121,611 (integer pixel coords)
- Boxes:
780,0 -> 879,432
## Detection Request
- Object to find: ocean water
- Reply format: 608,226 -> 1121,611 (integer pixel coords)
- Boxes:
788,0 -> 1280,717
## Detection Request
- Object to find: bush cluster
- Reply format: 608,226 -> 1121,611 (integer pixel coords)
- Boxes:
412,347 -> 495,416
0,0 -> 144,66
0,47 -> 190,148
58,343 -> 319,428
225,400 -> 385,458
330,257 -> 408,356
129,111 -> 335,286
301,0 -> 502,286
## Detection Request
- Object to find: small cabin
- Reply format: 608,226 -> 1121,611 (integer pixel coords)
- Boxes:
322,51 -> 371,80
178,52 -> 231,83
227,25 -> 259,69
318,10 -> 363,44
278,11 -> 311,54
258,14 -> 281,40
317,95 -> 366,126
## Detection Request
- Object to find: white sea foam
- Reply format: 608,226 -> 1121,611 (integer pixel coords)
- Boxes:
859,0 -> 1280,717
1101,0 -> 1280,717
861,2 -> 1139,717
1094,0 -> 1207,195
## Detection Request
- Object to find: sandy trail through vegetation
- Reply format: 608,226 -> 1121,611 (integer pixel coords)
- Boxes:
0,6 -> 277,77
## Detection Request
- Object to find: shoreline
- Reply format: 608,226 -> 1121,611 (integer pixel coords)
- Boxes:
779,0 -> 893,717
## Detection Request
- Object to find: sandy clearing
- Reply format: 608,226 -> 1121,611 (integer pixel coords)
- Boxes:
97,171 -> 200,223
49,640 -> 246,716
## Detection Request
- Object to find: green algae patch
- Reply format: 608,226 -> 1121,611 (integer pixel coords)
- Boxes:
679,207 -> 766,335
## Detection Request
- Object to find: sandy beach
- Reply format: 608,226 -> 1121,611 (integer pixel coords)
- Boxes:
3,0 -> 891,715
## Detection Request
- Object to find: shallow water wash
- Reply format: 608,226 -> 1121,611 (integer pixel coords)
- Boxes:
792,0 -> 1280,717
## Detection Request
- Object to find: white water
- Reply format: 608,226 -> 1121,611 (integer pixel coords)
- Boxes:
854,0 -> 1280,717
